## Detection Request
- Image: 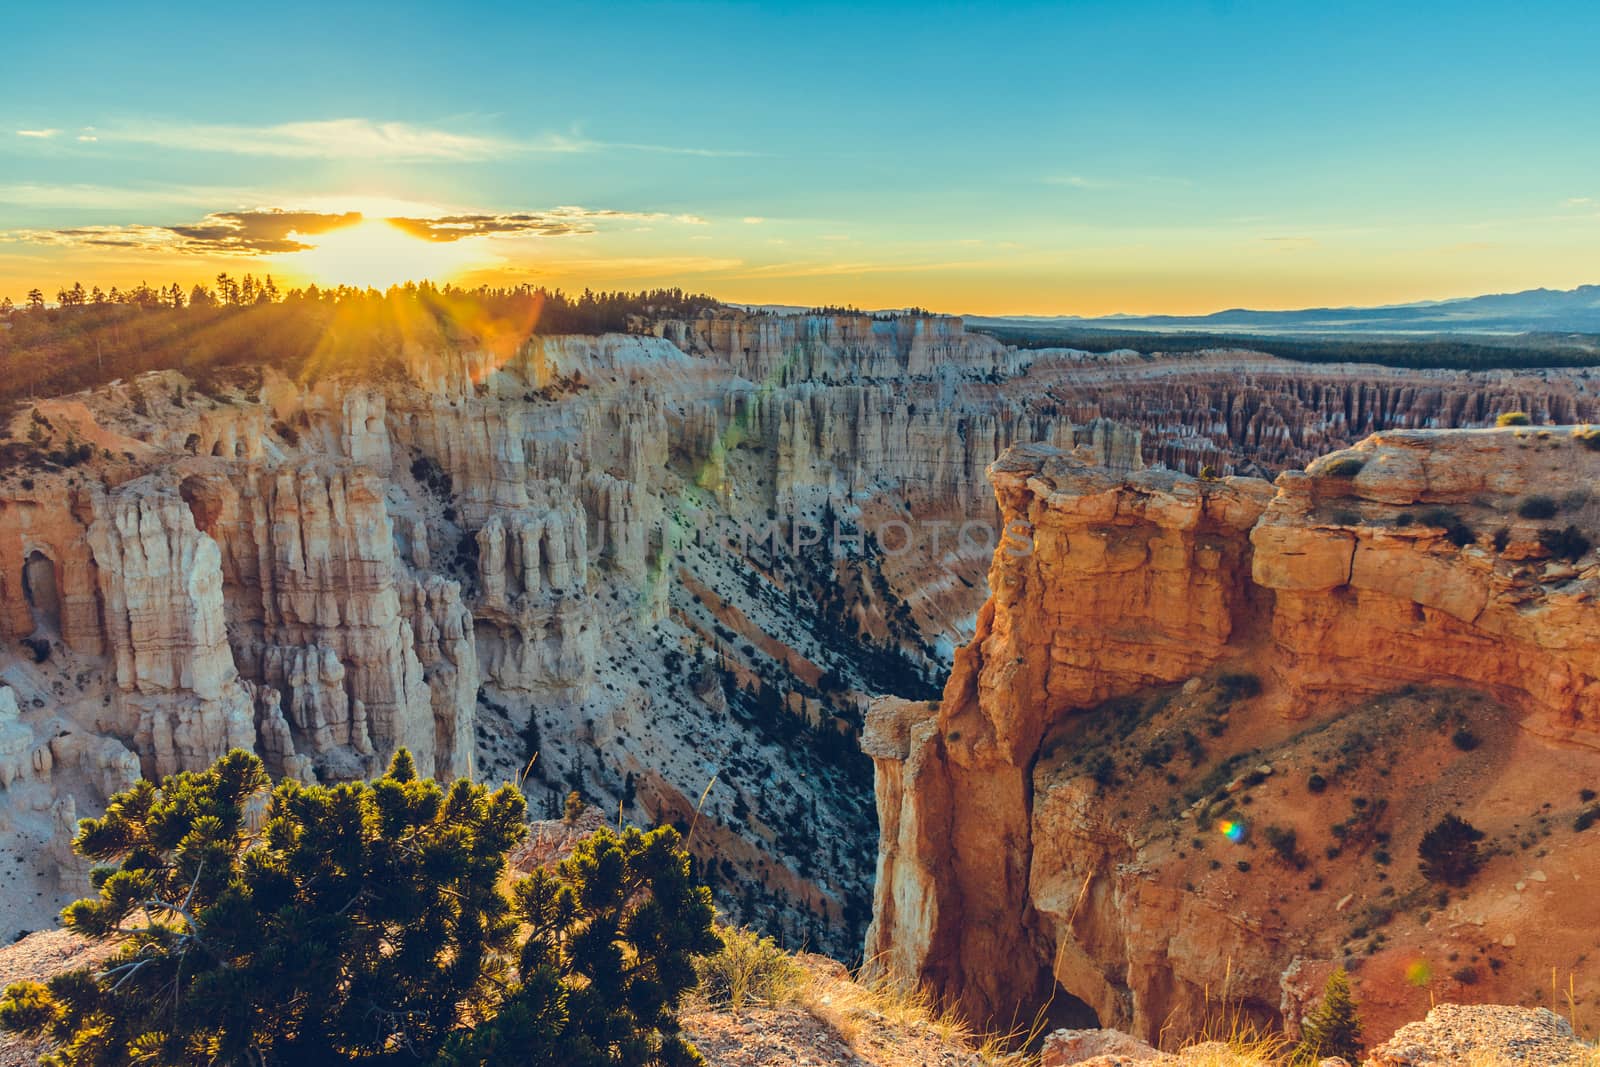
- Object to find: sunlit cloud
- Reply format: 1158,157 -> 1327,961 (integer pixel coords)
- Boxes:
388,208 -> 708,243
1262,236 -> 1318,251
15,129 -> 60,139
742,217 -> 766,225
2,203 -> 711,258
4,210 -> 360,255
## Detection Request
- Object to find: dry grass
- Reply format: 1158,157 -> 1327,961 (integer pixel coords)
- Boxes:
692,924 -> 805,1012
798,959 -> 1038,1065
687,937 -> 1041,1065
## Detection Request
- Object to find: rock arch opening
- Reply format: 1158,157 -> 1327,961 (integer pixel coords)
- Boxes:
1036,974 -> 1101,1037
22,549 -> 62,634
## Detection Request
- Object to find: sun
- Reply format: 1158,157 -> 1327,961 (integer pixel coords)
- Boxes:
280,218 -> 480,289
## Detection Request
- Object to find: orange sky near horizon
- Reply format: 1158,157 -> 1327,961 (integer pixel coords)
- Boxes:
5,218 -> 1597,319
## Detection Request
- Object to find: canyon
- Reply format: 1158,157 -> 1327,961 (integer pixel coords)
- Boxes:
866,424 -> 1600,1044
1,306 -> 1597,989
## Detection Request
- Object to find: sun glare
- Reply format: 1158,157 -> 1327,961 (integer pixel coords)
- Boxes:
281,219 -> 479,289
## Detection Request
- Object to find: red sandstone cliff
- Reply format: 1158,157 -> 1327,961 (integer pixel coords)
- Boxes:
866,426 -> 1600,1044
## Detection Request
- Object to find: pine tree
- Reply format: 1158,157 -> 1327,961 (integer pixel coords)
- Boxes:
1297,967 -> 1363,1062
0,749 -> 718,1065
436,824 -> 719,1067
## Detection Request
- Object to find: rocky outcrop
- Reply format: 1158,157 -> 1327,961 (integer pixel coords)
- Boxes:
1255,429 -> 1600,742
1362,1004 -> 1592,1067
866,426 -> 1600,1043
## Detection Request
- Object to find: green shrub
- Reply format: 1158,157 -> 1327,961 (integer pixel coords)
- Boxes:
1539,525 -> 1592,562
1418,508 -> 1475,547
1297,968 -> 1364,1062
1517,495 -> 1559,519
1323,457 -> 1366,477
1574,427 -> 1600,452
1418,813 -> 1487,887
694,925 -> 802,1011
0,750 -> 718,1067
1450,728 -> 1480,752
1264,825 -> 1309,870
564,789 -> 586,823
1217,673 -> 1262,700
1495,411 -> 1532,426
1576,807 -> 1600,833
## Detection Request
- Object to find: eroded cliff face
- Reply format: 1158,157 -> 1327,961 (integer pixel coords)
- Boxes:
867,426 -> 1600,1044
3,310 -> 1597,954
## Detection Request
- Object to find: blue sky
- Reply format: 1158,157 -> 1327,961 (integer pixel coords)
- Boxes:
4,0 -> 1598,313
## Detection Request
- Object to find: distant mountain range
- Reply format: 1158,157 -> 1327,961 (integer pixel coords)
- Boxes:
968,284 -> 1600,336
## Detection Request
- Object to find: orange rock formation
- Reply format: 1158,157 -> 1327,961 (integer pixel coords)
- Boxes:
866,427 -> 1600,1044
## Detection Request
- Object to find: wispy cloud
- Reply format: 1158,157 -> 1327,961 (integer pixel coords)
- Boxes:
1564,196 -> 1596,208
0,182 -> 262,210
734,257 -> 996,279
98,118 -> 522,161
1044,174 -> 1114,189
69,117 -> 754,162
15,129 -> 60,139
1043,174 -> 1193,191
1261,235 -> 1317,251
389,207 -> 707,242
742,217 -> 766,225
601,141 -> 759,158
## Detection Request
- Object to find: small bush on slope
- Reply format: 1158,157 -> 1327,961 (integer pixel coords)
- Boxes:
0,749 -> 718,1066
1295,967 -> 1364,1063
1418,813 -> 1487,888
693,925 -> 802,1012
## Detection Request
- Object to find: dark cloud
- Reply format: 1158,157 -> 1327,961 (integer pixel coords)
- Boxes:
387,212 -> 596,242
166,210 -> 361,253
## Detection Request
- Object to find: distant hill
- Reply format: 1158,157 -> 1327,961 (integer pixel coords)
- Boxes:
971,283 -> 1600,336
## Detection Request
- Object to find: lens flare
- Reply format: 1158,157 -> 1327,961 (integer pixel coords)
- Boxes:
1217,818 -> 1248,843
1406,960 -> 1433,987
